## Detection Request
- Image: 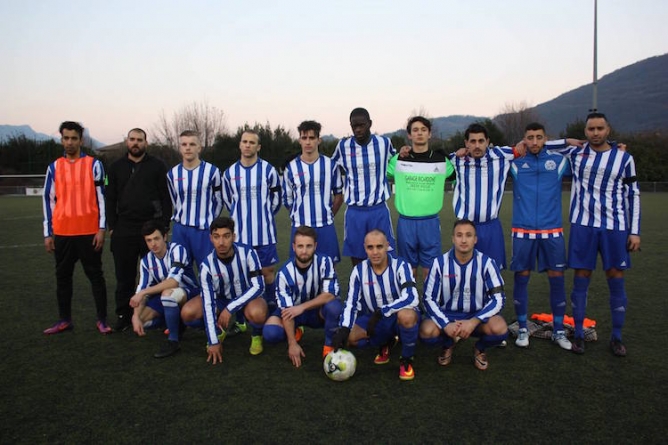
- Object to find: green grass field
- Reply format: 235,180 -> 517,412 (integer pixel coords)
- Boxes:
1,194 -> 666,444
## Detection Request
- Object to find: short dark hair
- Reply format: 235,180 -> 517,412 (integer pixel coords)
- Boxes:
128,128 -> 147,140
349,107 -> 371,121
141,220 -> 167,237
297,121 -> 322,138
179,130 -> 199,138
59,121 -> 84,138
406,116 -> 432,133
294,225 -> 317,242
524,122 -> 545,132
585,112 -> 609,125
453,218 -> 476,234
210,216 -> 235,234
241,129 -> 261,144
464,123 -> 488,140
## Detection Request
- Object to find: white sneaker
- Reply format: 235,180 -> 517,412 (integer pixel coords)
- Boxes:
552,331 -> 572,350
515,328 -> 529,348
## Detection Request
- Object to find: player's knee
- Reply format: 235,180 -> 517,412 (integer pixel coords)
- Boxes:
263,324 -> 285,343
322,299 -> 343,321
397,309 -> 417,328
245,299 -> 268,324
419,319 -> 439,339
487,316 -> 508,335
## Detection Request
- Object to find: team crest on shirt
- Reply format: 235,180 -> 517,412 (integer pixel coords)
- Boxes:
544,160 -> 557,171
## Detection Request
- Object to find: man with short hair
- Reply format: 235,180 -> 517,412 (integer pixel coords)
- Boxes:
167,130 -> 224,268
387,116 -> 455,280
263,225 -> 343,367
420,219 -> 508,371
552,113 -> 640,356
509,122 -> 572,350
449,123 -> 523,270
332,229 -> 420,380
130,220 -> 199,358
222,130 -> 281,311
332,108 -> 397,265
283,120 -> 343,263
181,217 -> 268,363
106,128 -> 172,332
42,121 -> 110,335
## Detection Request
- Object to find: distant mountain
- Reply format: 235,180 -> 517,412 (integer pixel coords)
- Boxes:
532,53 -> 668,134
0,124 -> 105,149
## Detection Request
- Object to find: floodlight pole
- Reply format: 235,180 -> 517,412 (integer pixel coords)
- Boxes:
591,0 -> 598,112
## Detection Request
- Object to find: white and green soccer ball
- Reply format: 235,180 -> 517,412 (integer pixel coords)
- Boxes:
323,349 -> 357,381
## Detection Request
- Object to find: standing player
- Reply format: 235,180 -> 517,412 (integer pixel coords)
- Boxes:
181,217 -> 268,363
42,121 -> 110,335
387,116 -> 455,280
332,229 -> 420,380
283,120 -> 343,263
331,108 -> 396,265
450,123 -> 525,269
129,220 -> 199,358
510,123 -> 573,350
222,130 -> 281,311
263,226 -> 343,367
106,128 -> 172,332
553,113 -> 640,356
167,130 -> 224,268
420,219 -> 508,370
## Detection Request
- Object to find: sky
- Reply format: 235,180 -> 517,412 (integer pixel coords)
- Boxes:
1,0 -> 667,145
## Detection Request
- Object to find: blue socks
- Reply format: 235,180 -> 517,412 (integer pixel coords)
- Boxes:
475,332 -> 508,352
399,324 -> 418,358
549,275 -> 567,332
608,277 -> 627,341
322,299 -> 343,346
571,275 -> 590,338
160,295 -> 181,342
513,273 -> 530,329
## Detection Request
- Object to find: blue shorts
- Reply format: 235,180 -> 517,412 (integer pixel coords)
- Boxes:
270,306 -> 324,329
568,224 -> 631,271
355,309 -> 421,346
171,222 -> 211,269
510,236 -> 567,273
289,224 -> 341,264
253,244 -> 279,268
397,215 -> 441,269
473,219 -> 506,270
343,203 -> 396,259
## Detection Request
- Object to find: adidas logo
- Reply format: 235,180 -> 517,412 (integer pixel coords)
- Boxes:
620,261 -> 627,267
521,163 -> 530,169
271,257 -> 278,262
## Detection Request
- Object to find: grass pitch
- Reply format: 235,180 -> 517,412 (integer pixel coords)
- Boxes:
0,194 -> 666,444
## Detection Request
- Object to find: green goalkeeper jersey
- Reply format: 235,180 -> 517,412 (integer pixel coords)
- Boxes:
387,149 -> 454,218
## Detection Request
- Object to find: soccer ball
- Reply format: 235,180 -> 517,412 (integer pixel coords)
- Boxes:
323,349 -> 357,381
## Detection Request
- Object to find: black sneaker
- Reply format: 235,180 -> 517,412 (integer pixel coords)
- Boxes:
571,337 -> 585,355
114,315 -> 132,332
610,339 -> 627,357
154,340 -> 180,358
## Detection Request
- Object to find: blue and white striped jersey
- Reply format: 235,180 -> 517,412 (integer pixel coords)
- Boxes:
222,159 -> 281,246
276,253 -> 340,308
42,153 -> 106,237
449,146 -> 515,223
551,142 -> 640,234
331,135 -> 395,207
282,155 -> 343,228
339,255 -> 419,329
423,249 -> 505,328
136,242 -> 198,294
167,161 -> 223,230
200,244 -> 265,345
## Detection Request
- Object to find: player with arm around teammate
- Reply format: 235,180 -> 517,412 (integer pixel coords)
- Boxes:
263,226 -> 343,367
419,219 -> 508,371
129,220 -> 199,358
180,216 -> 268,364
331,229 -> 420,380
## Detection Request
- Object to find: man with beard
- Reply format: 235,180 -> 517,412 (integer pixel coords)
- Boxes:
106,128 -> 172,332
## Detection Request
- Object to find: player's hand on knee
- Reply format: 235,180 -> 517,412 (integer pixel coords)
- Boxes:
332,327 -> 350,351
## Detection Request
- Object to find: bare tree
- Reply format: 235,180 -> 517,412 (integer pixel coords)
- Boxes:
493,101 -> 542,144
153,101 -> 227,149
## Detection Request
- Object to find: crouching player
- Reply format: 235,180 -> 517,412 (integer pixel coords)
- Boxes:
130,220 -> 199,358
332,229 -> 420,380
419,219 -> 508,371
181,216 -> 268,364
263,226 -> 343,367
